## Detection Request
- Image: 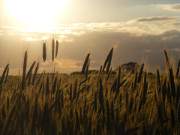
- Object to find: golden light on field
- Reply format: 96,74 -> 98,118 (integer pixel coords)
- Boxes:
4,0 -> 70,32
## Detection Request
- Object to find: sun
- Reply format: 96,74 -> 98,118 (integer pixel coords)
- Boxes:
4,0 -> 70,32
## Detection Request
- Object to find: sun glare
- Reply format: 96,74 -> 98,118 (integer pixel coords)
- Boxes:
4,0 -> 70,32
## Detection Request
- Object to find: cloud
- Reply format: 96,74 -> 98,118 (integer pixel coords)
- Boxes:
160,3 -> 180,11
121,16 -> 179,35
1,15 -> 179,38
1,16 -> 180,74
59,29 -> 180,71
40,59 -> 82,73
136,16 -> 176,22
174,22 -> 180,26
1,29 -> 180,74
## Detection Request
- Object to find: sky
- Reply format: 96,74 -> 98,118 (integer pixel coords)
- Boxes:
0,0 -> 180,74
1,0 -> 180,24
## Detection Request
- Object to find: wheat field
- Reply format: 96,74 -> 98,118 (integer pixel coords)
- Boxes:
0,39 -> 180,135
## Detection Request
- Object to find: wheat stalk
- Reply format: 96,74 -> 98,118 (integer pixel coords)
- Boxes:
22,51 -> 27,89
43,42 -> 47,62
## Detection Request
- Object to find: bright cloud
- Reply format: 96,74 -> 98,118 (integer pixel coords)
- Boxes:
160,3 -> 180,11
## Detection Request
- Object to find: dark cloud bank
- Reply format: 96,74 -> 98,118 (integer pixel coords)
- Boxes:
60,30 -> 180,71
0,29 -> 180,73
